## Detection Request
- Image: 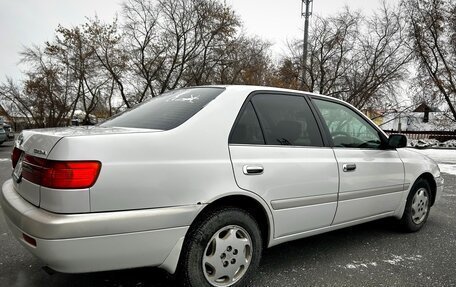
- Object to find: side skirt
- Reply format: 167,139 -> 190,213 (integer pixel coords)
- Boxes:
268,211 -> 394,247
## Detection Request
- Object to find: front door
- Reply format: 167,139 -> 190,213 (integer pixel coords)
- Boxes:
312,99 -> 405,225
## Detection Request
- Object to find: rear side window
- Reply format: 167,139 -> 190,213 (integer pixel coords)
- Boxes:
230,102 -> 265,145
101,87 -> 224,130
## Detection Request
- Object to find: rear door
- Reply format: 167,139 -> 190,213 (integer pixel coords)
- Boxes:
312,98 -> 405,225
229,92 -> 339,238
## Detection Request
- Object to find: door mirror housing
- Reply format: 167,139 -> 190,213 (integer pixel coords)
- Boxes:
388,134 -> 407,149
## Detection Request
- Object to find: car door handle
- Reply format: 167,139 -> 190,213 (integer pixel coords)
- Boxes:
343,163 -> 356,172
243,165 -> 264,175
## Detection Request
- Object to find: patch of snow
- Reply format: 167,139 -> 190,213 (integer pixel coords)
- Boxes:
341,261 -> 378,270
382,254 -> 423,266
0,158 -> 10,162
408,139 -> 456,149
437,164 -> 456,175
414,149 -> 456,164
409,139 -> 441,148
442,139 -> 456,148
340,255 -> 422,270
405,255 -> 422,261
383,255 -> 403,265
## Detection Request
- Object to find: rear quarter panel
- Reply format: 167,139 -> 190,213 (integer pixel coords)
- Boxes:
47,86 -> 256,212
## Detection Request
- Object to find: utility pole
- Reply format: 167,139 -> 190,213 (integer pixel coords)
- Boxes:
300,0 -> 313,91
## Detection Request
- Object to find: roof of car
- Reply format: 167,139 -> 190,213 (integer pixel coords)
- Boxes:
218,85 -> 340,102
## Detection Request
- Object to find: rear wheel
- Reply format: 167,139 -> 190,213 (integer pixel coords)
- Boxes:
399,179 -> 431,232
178,207 -> 263,287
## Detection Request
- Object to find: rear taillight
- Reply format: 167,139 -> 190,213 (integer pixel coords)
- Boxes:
11,147 -> 22,168
22,154 -> 101,189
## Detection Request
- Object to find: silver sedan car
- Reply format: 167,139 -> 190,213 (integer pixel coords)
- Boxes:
1,86 -> 443,286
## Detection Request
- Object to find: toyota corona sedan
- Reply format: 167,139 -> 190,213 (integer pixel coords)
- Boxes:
1,86 -> 443,286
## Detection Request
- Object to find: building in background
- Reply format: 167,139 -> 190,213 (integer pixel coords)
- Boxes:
380,102 -> 456,131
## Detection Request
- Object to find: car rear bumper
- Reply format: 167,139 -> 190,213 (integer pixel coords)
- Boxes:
1,179 -> 203,273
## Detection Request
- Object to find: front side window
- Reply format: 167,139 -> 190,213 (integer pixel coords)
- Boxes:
101,87 -> 224,130
314,99 -> 382,149
250,94 -> 323,146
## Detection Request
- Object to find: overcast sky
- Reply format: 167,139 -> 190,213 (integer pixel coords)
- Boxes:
0,0 -> 380,81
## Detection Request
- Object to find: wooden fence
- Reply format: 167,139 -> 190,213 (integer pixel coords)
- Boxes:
383,130 -> 456,142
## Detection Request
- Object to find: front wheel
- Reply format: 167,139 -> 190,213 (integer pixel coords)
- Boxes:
399,179 -> 431,232
178,207 -> 263,287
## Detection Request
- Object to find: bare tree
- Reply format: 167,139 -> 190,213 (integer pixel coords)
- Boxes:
122,0 -> 272,96
122,0 -> 164,101
344,3 -> 411,109
403,0 -> 456,121
182,0 -> 241,85
46,24 -> 117,124
279,4 -> 411,110
213,35 -> 272,85
0,78 -> 36,127
0,46 -> 73,127
85,17 -> 130,110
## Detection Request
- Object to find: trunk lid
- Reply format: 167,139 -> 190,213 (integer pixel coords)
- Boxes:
13,126 -> 160,208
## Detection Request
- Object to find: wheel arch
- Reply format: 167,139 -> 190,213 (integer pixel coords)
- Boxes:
192,193 -> 274,249
415,172 -> 437,206
175,193 -> 270,285
161,193 -> 274,275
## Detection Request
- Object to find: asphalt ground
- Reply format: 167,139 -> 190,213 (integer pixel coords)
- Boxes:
0,140 -> 455,286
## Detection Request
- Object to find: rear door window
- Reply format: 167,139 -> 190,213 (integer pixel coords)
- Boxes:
230,94 -> 323,146
101,87 -> 224,130
249,94 -> 323,147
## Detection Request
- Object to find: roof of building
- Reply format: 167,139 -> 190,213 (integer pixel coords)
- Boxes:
413,102 -> 441,113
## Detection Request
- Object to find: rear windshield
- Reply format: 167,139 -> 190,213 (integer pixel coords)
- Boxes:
100,87 -> 224,130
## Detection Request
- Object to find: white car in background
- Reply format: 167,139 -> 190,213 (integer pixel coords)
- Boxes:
1,86 -> 443,287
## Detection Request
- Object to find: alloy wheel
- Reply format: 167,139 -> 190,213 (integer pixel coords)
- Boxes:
202,225 -> 253,286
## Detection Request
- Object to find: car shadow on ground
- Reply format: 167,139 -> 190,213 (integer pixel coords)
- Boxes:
32,218 -> 408,287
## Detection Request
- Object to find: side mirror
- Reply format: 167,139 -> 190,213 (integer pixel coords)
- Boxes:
388,134 -> 407,149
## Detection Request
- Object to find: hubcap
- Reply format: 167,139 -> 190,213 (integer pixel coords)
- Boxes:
411,188 -> 429,224
202,225 -> 253,287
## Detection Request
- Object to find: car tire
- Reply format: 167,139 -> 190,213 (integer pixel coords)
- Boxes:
178,207 -> 263,287
399,179 -> 432,232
